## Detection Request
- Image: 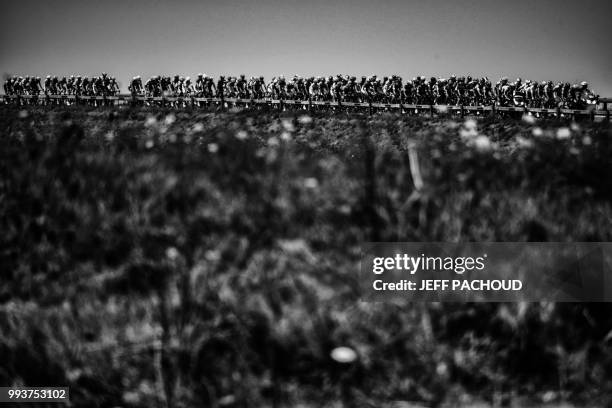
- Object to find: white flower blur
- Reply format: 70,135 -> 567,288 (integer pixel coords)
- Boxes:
304,177 -> 318,189
145,116 -> 157,127
281,119 -> 295,132
208,143 -> 219,153
472,135 -> 493,152
516,136 -> 534,149
463,119 -> 477,130
164,114 -> 176,126
556,127 -> 571,140
166,247 -> 179,261
532,127 -> 544,137
522,114 -> 536,124
330,346 -> 357,363
298,115 -> 312,124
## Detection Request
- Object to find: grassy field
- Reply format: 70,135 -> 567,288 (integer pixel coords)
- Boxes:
1,105 -> 612,407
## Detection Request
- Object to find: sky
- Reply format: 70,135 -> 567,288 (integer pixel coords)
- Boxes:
1,0 -> 611,95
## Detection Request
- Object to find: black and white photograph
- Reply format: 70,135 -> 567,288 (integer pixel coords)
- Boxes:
1,0 -> 612,406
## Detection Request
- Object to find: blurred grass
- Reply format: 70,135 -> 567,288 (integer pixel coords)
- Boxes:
0,105 -> 611,407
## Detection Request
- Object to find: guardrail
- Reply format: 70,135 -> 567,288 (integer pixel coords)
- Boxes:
598,97 -> 611,111
2,94 -> 610,120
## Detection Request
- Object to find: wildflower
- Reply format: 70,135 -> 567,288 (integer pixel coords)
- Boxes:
463,118 -> 477,130
516,136 -> 534,148
447,120 -> 459,129
298,115 -> 312,124
235,130 -> 248,140
532,127 -> 544,137
281,119 -> 295,132
192,123 -> 204,132
556,127 -> 571,140
459,127 -> 478,139
164,114 -> 176,126
268,136 -> 280,147
123,391 -> 141,404
436,362 -> 449,377
522,114 -> 536,124
339,204 -> 351,215
208,143 -> 219,153
145,116 -> 157,127
331,346 -> 357,363
541,391 -> 557,403
304,177 -> 318,189
166,247 -> 179,261
218,395 -> 236,406
472,135 -> 492,152
459,119 -> 479,140
205,249 -> 221,262
280,131 -> 292,141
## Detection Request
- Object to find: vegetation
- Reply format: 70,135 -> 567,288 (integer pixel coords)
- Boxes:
1,105 -> 611,407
